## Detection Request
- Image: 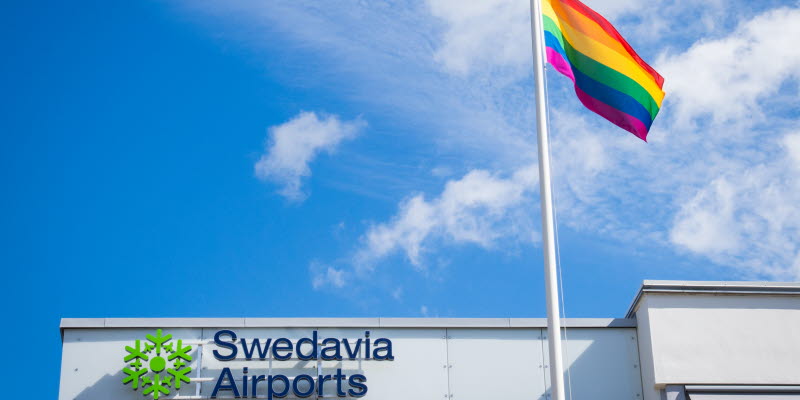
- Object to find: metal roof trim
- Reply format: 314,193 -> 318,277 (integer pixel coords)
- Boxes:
625,280 -> 800,318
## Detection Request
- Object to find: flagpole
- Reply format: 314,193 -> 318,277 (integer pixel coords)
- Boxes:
529,1 -> 566,400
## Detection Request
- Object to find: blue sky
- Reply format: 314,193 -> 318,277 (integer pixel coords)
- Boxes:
3,0 -> 800,397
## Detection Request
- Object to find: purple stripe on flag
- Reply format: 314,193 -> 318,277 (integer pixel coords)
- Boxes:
574,87 -> 649,141
546,46 -> 649,141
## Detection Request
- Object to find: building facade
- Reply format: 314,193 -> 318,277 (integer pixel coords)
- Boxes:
59,281 -> 800,400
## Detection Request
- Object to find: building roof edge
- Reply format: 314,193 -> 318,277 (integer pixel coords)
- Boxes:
59,317 -> 635,335
625,280 -> 800,318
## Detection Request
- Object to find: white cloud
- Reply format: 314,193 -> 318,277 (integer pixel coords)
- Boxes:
420,305 -> 430,317
310,262 -> 346,290
657,7 -> 800,128
178,0 -> 800,281
669,140 -> 800,280
424,0 -> 728,76
254,112 -> 365,201
534,7 -> 800,279
355,165 -> 538,270
181,0 -> 537,173
784,134 -> 800,167
670,179 -> 741,254
546,111 -> 800,280
427,0 -> 531,75
649,8 -> 800,279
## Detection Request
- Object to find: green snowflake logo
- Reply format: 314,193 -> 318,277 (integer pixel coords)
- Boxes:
122,329 -> 193,399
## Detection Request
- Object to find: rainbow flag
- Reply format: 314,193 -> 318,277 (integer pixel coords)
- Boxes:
542,0 -> 665,141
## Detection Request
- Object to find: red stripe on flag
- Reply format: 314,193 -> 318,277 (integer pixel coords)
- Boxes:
557,0 -> 665,89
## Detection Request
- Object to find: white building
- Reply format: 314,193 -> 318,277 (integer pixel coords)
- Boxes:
59,281 -> 800,400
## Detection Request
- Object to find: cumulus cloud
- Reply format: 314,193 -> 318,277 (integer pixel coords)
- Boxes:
294,3 -> 800,280
180,0 -> 800,281
670,179 -> 742,255
646,8 -> 800,279
669,139 -> 800,280
529,6 -> 800,280
657,7 -> 800,128
255,112 -> 365,201
355,165 -> 538,270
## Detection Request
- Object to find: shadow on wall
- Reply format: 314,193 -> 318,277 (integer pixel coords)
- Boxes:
73,370 -> 124,400
543,329 -> 643,400
61,327 -> 202,400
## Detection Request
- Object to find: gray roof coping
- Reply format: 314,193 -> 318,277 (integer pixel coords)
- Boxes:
640,280 -> 800,289
378,318 -> 511,327
60,318 -> 106,329
104,318 -> 247,328
626,280 -> 800,318
509,318 -> 636,328
246,318 -> 381,328
60,317 -> 635,332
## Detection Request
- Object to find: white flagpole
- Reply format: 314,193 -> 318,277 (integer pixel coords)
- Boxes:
529,1 -> 566,400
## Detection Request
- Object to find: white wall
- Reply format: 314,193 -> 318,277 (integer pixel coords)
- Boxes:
634,293 -> 800,400
59,328 -> 204,400
60,326 -> 641,400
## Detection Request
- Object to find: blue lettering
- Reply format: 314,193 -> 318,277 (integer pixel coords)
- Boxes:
334,368 -> 347,396
321,338 -> 342,360
317,374 -> 332,396
213,330 -> 238,361
364,331 -> 371,360
241,338 -> 272,360
292,374 -> 315,397
252,375 -> 266,397
372,338 -> 394,360
272,338 -> 293,361
343,338 -> 361,359
211,368 -> 240,398
296,331 -> 318,360
348,374 -> 367,397
268,375 -> 289,400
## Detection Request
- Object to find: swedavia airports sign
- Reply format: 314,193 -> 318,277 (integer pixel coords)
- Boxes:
122,329 -> 394,399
